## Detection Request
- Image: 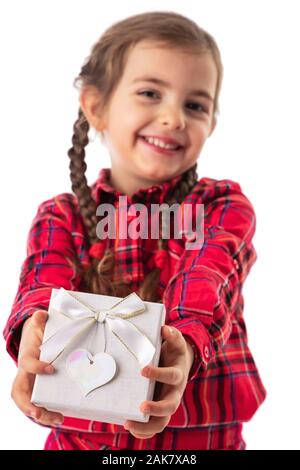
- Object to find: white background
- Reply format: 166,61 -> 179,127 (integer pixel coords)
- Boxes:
1,0 -> 299,450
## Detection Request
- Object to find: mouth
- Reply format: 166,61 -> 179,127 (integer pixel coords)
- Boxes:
138,136 -> 184,156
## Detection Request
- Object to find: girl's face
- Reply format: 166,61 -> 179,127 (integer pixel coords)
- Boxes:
82,40 -> 218,197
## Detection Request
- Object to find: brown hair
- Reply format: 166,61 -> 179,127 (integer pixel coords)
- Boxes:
67,11 -> 223,302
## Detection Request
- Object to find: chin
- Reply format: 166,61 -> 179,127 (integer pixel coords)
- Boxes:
143,171 -> 177,185
139,164 -> 180,182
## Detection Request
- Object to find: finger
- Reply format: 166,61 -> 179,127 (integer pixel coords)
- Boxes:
33,408 -> 64,427
162,325 -> 185,348
125,416 -> 168,436
11,372 -> 37,417
140,396 -> 179,417
19,354 -> 55,375
31,310 -> 49,328
127,430 -> 155,440
11,373 -> 63,426
20,310 -> 49,346
141,363 -> 183,385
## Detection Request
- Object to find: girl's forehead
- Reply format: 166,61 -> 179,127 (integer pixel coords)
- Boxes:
125,40 -> 214,72
128,39 -> 202,61
122,41 -> 217,93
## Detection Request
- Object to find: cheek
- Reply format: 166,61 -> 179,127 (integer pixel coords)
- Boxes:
107,99 -> 141,136
184,128 -> 208,159
191,125 -> 209,146
127,105 -> 153,130
123,115 -> 145,140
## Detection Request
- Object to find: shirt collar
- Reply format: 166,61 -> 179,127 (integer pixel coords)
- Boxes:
91,168 -> 184,205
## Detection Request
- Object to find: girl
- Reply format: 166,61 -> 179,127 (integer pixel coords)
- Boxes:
4,11 -> 266,450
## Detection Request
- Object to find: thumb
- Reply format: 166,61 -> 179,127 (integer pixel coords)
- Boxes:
162,324 -> 178,341
31,310 -> 48,327
162,326 -> 187,356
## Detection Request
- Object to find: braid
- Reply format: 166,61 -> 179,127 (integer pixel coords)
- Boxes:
68,109 -> 97,242
68,108 -> 115,295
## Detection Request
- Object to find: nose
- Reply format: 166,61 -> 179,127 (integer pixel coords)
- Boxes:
159,103 -> 186,130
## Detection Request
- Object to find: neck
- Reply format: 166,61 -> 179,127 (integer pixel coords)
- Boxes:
109,169 -> 162,198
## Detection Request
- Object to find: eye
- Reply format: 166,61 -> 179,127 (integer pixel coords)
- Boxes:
137,90 -> 208,114
137,90 -> 159,99
186,102 -> 207,114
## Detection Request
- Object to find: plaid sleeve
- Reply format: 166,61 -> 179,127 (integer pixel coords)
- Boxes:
3,194 -> 82,365
163,179 -> 257,381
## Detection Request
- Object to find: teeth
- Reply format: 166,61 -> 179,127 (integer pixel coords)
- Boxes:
143,136 -> 179,150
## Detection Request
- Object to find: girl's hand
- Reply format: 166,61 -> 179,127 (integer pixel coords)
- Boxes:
124,325 -> 194,439
11,310 -> 64,427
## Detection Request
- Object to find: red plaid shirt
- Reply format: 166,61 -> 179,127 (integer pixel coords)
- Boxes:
4,168 -> 266,450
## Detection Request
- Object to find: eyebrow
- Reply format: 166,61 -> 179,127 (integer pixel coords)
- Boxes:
132,76 -> 214,102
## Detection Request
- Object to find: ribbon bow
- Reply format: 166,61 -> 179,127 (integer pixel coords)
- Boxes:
40,288 -> 156,368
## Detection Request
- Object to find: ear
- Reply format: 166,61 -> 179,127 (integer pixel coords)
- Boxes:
208,115 -> 217,137
79,86 -> 107,131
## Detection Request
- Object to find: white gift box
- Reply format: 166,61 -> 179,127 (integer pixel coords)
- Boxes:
31,288 -> 165,425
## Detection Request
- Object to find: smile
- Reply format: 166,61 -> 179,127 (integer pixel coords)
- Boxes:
138,136 -> 183,156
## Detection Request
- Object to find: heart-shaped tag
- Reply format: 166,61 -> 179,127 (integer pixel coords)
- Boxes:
66,349 -> 117,396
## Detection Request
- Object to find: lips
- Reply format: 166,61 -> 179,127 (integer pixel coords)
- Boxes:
138,136 -> 183,156
139,135 -> 184,149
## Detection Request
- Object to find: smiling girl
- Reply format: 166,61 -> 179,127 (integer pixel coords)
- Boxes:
5,11 -> 266,450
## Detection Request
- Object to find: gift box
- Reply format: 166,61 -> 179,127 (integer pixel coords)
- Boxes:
31,287 -> 165,425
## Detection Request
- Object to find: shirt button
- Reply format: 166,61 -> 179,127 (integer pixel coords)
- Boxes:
204,346 -> 209,359
233,259 -> 240,270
